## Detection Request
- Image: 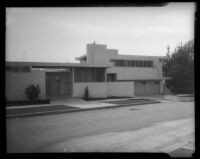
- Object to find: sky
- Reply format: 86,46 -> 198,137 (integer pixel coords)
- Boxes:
6,3 -> 195,63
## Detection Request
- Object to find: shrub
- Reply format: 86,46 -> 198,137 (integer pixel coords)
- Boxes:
25,84 -> 40,101
84,86 -> 89,99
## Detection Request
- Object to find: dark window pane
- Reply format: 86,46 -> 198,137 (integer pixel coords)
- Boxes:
74,68 -> 83,82
150,61 -> 153,67
96,68 -> 105,82
107,73 -> 116,82
127,61 -> 132,67
155,81 -> 159,84
141,81 -> 146,84
131,60 -> 135,67
144,61 -> 148,67
136,61 -> 140,67
6,66 -> 11,72
12,66 -> 19,72
140,61 -> 143,67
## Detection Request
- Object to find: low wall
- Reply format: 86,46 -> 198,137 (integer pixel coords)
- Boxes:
6,70 -> 46,101
107,82 -> 134,97
73,82 -> 107,98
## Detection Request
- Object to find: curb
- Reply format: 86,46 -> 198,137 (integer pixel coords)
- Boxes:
6,101 -> 160,119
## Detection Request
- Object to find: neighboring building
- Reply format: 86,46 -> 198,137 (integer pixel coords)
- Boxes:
6,42 -> 169,101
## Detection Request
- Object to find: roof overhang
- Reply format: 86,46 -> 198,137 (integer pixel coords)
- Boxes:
116,78 -> 166,81
6,61 -> 112,68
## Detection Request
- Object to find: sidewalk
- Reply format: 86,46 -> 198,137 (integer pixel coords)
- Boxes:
6,95 -> 193,118
6,98 -> 160,118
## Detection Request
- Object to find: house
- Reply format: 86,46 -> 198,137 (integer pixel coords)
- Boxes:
6,42 -> 169,101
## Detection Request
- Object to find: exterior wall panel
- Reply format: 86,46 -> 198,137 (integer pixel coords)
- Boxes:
146,81 -> 160,94
107,82 -> 134,97
107,67 -> 158,80
6,70 -> 46,101
73,82 -> 107,98
134,81 -> 146,96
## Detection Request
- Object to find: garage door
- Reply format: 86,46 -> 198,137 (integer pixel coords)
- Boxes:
134,81 -> 146,96
134,80 -> 160,96
146,81 -> 160,94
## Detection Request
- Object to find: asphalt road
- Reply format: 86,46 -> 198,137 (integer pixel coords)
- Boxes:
6,101 -> 194,152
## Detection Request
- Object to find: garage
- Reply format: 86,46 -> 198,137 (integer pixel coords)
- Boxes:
146,81 -> 160,95
134,81 -> 146,96
134,80 -> 160,96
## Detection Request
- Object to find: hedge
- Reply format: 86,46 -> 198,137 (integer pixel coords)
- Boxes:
6,99 -> 50,106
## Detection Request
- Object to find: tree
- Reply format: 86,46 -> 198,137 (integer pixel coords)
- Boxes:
163,40 -> 194,93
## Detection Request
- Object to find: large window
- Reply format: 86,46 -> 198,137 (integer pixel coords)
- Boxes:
74,67 -> 105,83
110,60 -> 153,68
6,66 -> 30,72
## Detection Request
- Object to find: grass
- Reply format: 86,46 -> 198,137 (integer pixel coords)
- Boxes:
6,99 -> 50,106
82,96 -> 130,101
104,99 -> 154,104
6,105 -> 79,115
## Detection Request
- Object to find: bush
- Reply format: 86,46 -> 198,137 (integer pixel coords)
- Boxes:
6,99 -> 50,106
25,84 -> 40,101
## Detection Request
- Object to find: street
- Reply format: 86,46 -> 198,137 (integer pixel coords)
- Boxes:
6,101 -> 194,153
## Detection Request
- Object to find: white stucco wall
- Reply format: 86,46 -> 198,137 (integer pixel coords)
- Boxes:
73,82 -> 107,98
86,43 -> 118,64
107,82 -> 134,97
6,70 -> 46,101
107,67 -> 158,80
160,80 -> 164,94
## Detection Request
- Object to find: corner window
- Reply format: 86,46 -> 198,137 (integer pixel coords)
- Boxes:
6,66 -> 30,73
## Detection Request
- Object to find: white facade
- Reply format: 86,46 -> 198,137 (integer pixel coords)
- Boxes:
6,43 -> 168,101
6,70 -> 46,101
75,42 -> 168,97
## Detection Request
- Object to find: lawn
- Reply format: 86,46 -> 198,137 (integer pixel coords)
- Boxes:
104,99 -> 156,104
6,105 -> 79,116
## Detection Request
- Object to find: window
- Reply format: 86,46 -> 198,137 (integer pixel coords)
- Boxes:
131,60 -> 135,66
144,61 -> 148,67
136,61 -> 140,67
107,73 -> 116,82
127,60 -> 134,67
140,61 -> 143,67
96,68 -> 105,82
118,60 -> 125,66
74,67 -> 105,83
141,81 -> 146,84
110,60 -> 153,67
155,81 -> 159,84
6,66 -> 30,72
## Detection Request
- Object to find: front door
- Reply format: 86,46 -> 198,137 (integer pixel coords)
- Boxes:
46,71 -> 72,96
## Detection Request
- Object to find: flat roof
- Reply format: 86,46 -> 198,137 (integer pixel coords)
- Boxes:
6,61 -> 112,68
110,55 -> 167,60
116,77 -> 169,81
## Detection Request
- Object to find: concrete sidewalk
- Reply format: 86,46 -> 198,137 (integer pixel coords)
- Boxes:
6,98 -> 160,118
6,95 -> 193,118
